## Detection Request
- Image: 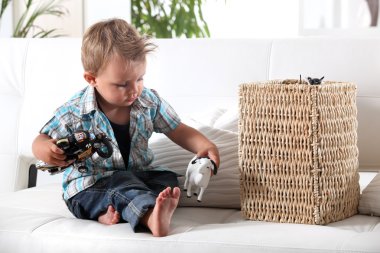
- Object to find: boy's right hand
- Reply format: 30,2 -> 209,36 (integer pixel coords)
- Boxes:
32,134 -> 72,167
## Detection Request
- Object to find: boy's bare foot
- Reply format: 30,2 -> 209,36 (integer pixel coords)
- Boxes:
143,186 -> 180,237
98,205 -> 120,225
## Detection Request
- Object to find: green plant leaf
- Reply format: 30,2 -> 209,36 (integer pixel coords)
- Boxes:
0,0 -> 11,19
132,0 -> 212,38
13,0 -> 68,38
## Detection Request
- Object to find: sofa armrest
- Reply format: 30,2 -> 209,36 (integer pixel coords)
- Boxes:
14,155 -> 37,191
28,164 -> 37,188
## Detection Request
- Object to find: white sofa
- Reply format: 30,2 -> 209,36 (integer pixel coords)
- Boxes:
0,37 -> 380,253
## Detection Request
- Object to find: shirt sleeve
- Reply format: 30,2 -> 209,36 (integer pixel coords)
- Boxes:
39,110 -> 71,139
151,90 -> 181,134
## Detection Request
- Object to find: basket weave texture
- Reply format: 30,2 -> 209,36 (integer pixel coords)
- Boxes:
238,80 -> 359,225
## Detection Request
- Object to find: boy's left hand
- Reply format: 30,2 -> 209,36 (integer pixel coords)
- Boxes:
197,145 -> 220,171
166,122 -> 220,173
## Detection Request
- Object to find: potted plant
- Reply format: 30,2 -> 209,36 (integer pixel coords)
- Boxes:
132,0 -> 210,38
13,0 -> 68,38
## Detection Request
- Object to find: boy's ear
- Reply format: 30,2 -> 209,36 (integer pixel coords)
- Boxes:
84,72 -> 96,86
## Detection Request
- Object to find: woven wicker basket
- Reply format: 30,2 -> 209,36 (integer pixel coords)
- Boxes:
238,80 -> 360,225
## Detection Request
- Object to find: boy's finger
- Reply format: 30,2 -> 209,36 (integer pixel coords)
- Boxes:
51,152 -> 66,161
51,144 -> 65,154
209,154 -> 220,168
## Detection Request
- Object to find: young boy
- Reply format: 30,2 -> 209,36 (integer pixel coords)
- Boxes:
32,18 -> 220,237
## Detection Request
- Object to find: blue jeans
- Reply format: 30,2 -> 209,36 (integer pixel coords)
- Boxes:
66,170 -> 179,231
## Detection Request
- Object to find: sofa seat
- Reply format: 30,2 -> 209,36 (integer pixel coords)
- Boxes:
1,37 -> 380,253
1,183 -> 379,253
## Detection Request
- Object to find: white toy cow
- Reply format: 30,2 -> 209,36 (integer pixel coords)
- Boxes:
184,156 -> 218,202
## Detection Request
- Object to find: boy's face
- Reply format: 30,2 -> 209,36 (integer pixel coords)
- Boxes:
84,53 -> 146,109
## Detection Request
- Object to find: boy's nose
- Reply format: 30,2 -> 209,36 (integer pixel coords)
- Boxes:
129,81 -> 139,92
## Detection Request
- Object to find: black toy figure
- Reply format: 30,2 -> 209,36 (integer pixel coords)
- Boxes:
307,76 -> 324,85
36,130 -> 113,174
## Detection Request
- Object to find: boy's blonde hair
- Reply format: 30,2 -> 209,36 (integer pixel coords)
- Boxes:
81,18 -> 156,75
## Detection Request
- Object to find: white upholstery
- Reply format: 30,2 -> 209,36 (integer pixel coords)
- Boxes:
1,37 -> 380,192
0,38 -> 379,252
1,183 -> 380,253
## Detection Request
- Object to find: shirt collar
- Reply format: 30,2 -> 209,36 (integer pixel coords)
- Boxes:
135,87 -> 155,109
78,86 -> 155,116
79,86 -> 98,116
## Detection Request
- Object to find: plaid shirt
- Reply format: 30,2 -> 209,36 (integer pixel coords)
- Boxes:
40,86 -> 181,200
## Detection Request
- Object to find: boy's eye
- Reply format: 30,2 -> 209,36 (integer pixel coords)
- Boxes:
114,77 -> 143,87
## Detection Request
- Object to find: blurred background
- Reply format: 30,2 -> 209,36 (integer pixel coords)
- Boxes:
1,0 -> 380,38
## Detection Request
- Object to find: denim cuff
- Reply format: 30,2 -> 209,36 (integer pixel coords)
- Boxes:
124,192 -> 156,231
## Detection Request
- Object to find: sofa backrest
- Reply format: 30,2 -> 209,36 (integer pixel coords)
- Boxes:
0,38 -> 379,193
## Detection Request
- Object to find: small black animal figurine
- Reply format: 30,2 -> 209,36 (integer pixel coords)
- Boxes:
307,76 -> 324,85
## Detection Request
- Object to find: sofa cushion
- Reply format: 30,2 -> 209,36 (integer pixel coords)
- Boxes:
1,183 -> 380,253
149,121 -> 240,209
359,172 -> 380,216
